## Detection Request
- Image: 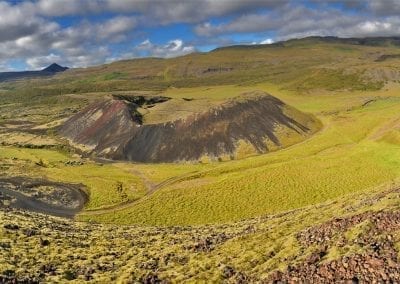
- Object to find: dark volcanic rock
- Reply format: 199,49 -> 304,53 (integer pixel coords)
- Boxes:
268,210 -> 400,282
59,92 -> 320,162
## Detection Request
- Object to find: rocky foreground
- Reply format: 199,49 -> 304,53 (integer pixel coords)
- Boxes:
1,186 -> 400,283
270,210 -> 400,282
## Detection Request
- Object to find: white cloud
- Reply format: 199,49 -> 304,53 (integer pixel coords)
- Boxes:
36,0 -> 101,16
97,16 -> 136,40
33,0 -> 287,24
2,0 -> 400,71
26,47 -> 110,69
0,1 -> 47,42
369,0 -> 400,16
136,39 -> 195,58
260,38 -> 274,44
195,4 -> 400,41
357,21 -> 392,34
26,53 -> 62,69
0,1 -> 135,69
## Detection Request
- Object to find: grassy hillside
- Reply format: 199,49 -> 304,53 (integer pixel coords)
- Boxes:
77,83 -> 400,225
3,37 -> 400,97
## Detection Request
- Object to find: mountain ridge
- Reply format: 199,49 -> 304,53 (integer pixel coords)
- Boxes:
10,35 -> 396,95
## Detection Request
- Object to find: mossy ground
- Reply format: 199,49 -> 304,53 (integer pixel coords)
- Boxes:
2,82 -> 400,225
1,179 -> 400,282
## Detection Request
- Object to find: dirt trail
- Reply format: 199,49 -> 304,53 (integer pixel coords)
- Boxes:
80,170 -> 199,216
366,115 -> 400,140
0,178 -> 87,218
123,168 -> 157,193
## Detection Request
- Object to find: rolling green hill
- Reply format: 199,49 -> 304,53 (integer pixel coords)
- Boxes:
3,36 -> 400,97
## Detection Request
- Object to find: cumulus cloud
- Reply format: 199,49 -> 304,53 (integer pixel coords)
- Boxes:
97,16 -> 136,41
0,1 -> 135,69
1,0 -> 400,71
195,3 -> 400,41
368,0 -> 400,16
136,39 -> 195,58
25,46 -> 110,69
26,53 -> 61,69
0,1 -> 47,42
36,0 -> 101,16
34,0 -> 287,23
260,38 -> 274,44
132,0 -> 287,24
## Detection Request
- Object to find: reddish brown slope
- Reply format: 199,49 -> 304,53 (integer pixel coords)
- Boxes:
59,99 -> 137,155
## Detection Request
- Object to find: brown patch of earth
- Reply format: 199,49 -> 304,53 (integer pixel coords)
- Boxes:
0,177 -> 87,218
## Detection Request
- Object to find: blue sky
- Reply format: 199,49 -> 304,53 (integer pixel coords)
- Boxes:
0,0 -> 399,71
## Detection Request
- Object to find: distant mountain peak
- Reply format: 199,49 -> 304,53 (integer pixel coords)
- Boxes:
42,63 -> 68,73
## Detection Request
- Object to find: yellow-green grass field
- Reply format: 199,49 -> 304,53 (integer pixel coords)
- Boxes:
0,147 -> 147,209
77,83 -> 400,225
2,82 -> 400,226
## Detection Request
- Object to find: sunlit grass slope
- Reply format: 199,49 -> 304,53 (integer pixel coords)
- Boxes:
3,37 -> 400,226
3,81 -> 400,226
79,83 -> 400,225
3,36 -> 400,97
0,147 -> 147,209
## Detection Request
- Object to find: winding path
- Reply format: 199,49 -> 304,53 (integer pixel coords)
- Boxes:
80,170 -> 200,216
0,185 -> 86,218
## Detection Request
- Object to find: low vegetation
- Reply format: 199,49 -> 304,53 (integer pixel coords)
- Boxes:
2,179 -> 400,282
1,37 -> 400,281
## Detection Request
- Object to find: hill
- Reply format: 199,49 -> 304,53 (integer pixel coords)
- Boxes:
41,63 -> 69,73
59,91 -> 321,162
0,63 -> 68,82
5,36 -> 400,95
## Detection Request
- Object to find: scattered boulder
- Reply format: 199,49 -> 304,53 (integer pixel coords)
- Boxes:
268,210 -> 400,282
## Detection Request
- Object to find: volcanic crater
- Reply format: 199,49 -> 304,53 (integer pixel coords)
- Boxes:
59,91 -> 321,163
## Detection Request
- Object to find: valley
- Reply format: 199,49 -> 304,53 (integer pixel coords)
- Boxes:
2,37 -> 400,282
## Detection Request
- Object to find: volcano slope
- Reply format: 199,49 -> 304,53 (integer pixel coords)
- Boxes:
59,91 -> 321,162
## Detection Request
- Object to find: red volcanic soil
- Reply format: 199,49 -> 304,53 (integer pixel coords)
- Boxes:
59,99 -> 137,155
59,92 -> 320,163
